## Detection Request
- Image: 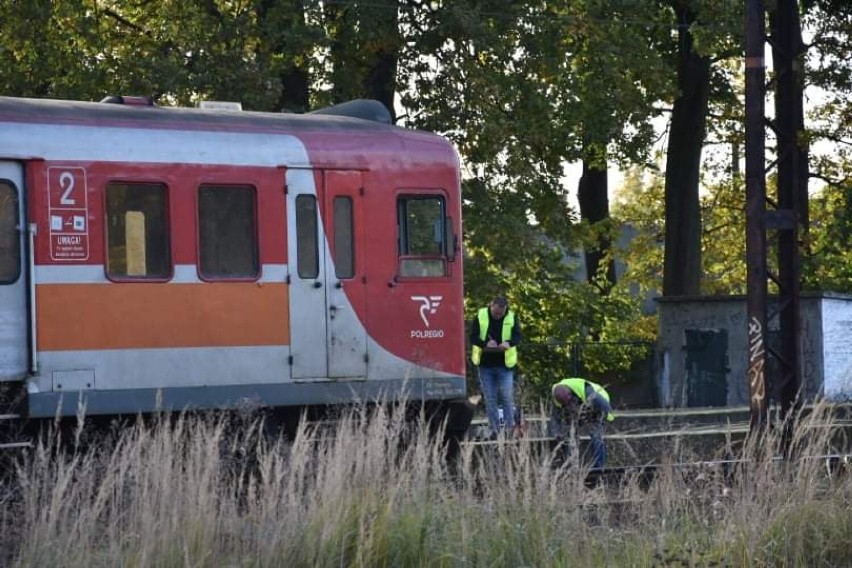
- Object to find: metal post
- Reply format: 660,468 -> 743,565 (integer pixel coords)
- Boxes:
771,0 -> 806,452
745,0 -> 768,428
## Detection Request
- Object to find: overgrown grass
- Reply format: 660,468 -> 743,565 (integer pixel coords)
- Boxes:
1,402 -> 849,567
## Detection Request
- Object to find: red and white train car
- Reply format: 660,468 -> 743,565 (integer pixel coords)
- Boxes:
0,95 -> 468,428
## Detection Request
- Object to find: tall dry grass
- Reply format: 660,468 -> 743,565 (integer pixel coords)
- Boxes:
1,401 -> 849,567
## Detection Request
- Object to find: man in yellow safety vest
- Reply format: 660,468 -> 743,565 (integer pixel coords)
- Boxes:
549,378 -> 615,468
470,295 -> 521,439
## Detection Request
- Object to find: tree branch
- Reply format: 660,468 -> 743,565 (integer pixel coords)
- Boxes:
809,171 -> 848,189
101,7 -> 154,38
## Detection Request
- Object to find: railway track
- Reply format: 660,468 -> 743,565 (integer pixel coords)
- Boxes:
2,403 -> 850,486
0,413 -> 31,451
462,403 -> 852,484
464,434 -> 851,490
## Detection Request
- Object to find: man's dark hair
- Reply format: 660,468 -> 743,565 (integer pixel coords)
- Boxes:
491,296 -> 508,307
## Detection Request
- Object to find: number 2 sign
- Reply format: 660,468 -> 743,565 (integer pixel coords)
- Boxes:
48,167 -> 87,209
47,166 -> 89,261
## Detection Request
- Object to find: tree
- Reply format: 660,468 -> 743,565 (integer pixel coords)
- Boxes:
803,181 -> 852,291
256,0 -> 317,113
662,2 -> 709,297
570,1 -> 673,290
0,0 -> 109,99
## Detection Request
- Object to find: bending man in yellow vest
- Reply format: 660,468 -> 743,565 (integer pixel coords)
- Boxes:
549,378 -> 615,468
470,296 -> 521,439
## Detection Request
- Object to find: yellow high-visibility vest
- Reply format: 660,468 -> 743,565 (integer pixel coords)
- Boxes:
552,378 -> 615,421
470,307 -> 517,368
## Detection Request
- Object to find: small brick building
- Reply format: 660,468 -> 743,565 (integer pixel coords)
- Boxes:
656,292 -> 852,407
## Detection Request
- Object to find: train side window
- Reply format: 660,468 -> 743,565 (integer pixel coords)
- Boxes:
198,185 -> 259,279
333,196 -> 354,278
106,183 -> 171,279
397,195 -> 447,278
0,182 -> 20,284
296,194 -> 319,278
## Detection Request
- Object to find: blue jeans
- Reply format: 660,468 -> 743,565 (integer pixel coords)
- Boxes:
587,421 -> 606,469
479,366 -> 515,434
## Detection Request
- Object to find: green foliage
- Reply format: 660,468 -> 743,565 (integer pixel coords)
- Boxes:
753,502 -> 852,566
613,163 -> 748,297
462,173 -> 654,400
0,0 -> 106,99
400,2 -> 677,395
0,0 -> 326,109
803,177 -> 852,292
611,167 -> 665,300
614,160 -> 852,300
798,1 -> 852,293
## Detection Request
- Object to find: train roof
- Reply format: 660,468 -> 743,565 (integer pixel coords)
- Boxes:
0,95 -> 445,142
0,95 -> 460,169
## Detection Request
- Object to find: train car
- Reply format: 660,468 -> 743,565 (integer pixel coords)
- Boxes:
0,95 -> 470,434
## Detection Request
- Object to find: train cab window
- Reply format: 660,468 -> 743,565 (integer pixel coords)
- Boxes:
296,195 -> 319,278
397,195 -> 447,278
198,185 -> 259,279
0,182 -> 20,284
333,196 -> 354,278
106,183 -> 171,279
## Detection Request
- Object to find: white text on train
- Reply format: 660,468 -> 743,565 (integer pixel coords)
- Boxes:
411,329 -> 445,339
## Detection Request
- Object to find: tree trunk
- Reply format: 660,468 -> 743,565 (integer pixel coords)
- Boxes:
257,0 -> 310,113
578,159 -> 616,288
326,1 -> 358,104
663,4 -> 711,297
326,0 -> 399,122
361,0 -> 399,122
277,65 -> 310,114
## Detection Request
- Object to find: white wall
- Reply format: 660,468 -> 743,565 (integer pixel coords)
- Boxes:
820,296 -> 852,400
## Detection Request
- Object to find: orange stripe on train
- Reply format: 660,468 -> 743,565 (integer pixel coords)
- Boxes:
36,283 -> 290,351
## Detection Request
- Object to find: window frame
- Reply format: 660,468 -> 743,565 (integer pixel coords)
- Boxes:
396,191 -> 450,280
0,180 -> 21,285
196,184 -> 260,282
295,194 -> 320,280
332,195 -> 355,279
103,180 -> 173,283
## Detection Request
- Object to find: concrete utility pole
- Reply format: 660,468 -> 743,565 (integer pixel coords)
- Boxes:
745,0 -> 807,436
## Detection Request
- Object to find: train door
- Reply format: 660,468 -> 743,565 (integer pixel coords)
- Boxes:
0,161 -> 28,380
322,170 -> 366,378
286,168 -> 367,380
287,169 -> 329,380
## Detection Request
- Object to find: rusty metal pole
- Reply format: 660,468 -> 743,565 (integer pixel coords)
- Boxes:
745,0 -> 768,429
771,0 -> 806,454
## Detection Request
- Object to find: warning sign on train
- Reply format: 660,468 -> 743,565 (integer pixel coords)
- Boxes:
47,166 -> 89,261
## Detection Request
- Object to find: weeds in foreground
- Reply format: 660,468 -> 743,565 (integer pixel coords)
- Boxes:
0,402 -> 849,567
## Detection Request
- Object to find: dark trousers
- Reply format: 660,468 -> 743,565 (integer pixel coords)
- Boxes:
548,403 -> 607,468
